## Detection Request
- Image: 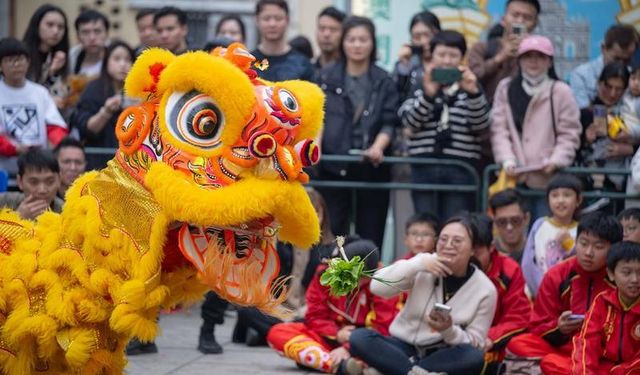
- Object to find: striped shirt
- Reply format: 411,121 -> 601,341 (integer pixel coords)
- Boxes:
399,88 -> 491,161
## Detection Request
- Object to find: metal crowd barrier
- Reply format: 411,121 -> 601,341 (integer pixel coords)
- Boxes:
481,164 -> 636,212
309,154 -> 482,207
5,148 -> 636,215
5,148 -> 636,260
75,151 -> 484,206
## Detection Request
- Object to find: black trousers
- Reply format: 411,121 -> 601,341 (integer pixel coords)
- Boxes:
201,291 -> 228,328
317,162 -> 390,248
231,307 -> 282,344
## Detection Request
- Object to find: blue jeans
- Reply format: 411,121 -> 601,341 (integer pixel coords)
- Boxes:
349,328 -> 485,375
410,164 -> 476,220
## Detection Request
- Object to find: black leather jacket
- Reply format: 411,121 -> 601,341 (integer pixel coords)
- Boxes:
315,61 -> 399,174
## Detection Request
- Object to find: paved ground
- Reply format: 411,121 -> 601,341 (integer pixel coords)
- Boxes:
126,304 -> 314,375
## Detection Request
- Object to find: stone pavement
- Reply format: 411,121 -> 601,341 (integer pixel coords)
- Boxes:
126,304 -> 315,375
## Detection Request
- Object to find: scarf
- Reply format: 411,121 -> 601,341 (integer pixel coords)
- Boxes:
521,71 -> 549,97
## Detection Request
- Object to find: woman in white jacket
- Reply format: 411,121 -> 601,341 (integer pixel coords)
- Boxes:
348,215 -> 497,375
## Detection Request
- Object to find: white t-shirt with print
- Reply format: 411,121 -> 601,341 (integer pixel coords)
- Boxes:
533,218 -> 578,274
0,79 -> 67,147
0,79 -> 67,174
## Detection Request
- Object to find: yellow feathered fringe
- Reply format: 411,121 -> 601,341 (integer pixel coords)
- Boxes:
0,162 -> 208,375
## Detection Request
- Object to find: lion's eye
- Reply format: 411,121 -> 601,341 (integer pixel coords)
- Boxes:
193,109 -> 218,137
165,90 -> 224,150
277,89 -> 298,112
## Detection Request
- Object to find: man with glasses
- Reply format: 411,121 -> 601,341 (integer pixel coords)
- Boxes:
570,24 -> 638,108
0,38 -> 68,175
489,189 -> 530,263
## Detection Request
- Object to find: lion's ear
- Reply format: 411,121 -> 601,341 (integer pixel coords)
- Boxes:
125,48 -> 176,99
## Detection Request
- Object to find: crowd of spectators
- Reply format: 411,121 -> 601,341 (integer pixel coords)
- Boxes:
2,0 -> 640,374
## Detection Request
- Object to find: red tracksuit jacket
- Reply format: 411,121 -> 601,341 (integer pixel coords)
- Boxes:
530,257 -> 614,347
571,289 -> 640,375
304,265 -> 397,344
486,249 -> 531,348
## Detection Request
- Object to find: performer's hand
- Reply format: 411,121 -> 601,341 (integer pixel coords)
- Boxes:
336,325 -> 355,344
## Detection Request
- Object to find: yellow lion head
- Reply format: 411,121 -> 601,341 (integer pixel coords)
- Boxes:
114,44 -> 324,306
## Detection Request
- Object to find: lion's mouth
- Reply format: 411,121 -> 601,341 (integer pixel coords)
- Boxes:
177,218 -> 276,273
177,220 -> 285,311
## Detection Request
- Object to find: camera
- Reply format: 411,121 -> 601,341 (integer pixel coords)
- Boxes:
511,23 -> 526,36
409,44 -> 424,57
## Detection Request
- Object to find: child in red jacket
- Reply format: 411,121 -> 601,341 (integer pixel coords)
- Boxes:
471,213 -> 531,373
507,212 -> 623,375
267,239 -> 396,373
571,241 -> 640,375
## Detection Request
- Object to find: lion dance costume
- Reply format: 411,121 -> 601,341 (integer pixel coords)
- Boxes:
0,43 -> 324,375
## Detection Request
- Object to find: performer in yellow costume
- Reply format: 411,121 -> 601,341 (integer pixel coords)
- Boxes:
0,43 -> 324,375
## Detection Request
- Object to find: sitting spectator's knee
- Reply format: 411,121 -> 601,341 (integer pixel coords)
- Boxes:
348,327 -> 376,353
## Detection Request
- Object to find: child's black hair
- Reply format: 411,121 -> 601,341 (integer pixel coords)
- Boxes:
577,211 -> 623,245
429,29 -> 467,56
469,213 -> 493,248
546,173 -> 583,198
618,207 -> 640,222
405,212 -> 440,235
607,241 -> 640,271
0,37 -> 29,61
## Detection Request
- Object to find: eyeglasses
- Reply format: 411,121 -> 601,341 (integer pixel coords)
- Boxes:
1,55 -> 28,66
436,236 -> 466,247
408,231 -> 436,240
495,216 -> 525,228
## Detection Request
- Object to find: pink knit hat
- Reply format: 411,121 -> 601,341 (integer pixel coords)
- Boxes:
517,35 -> 554,57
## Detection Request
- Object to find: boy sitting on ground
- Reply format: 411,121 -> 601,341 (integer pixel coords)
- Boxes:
571,241 -> 640,374
507,212 -> 623,375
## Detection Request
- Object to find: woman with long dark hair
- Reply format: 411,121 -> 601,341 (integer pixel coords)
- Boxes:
491,35 -> 581,217
315,15 -> 399,248
22,4 -> 70,108
70,40 -> 134,169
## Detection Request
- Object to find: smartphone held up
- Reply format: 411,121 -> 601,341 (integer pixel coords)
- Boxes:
511,23 -> 526,36
431,68 -> 462,86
